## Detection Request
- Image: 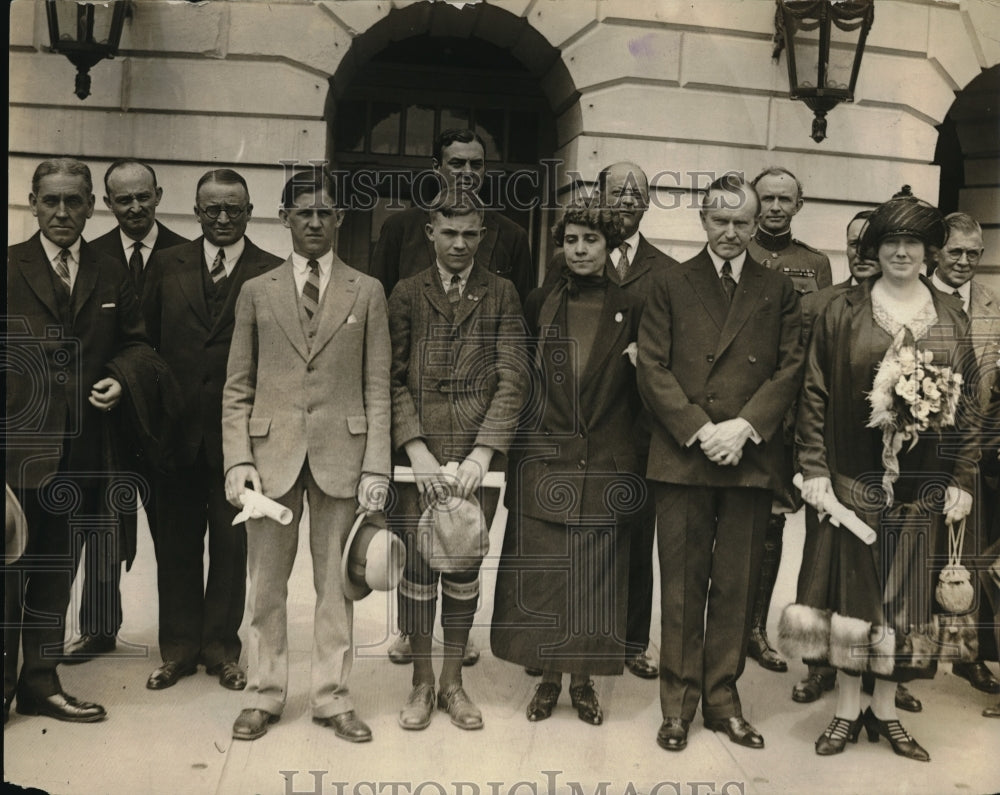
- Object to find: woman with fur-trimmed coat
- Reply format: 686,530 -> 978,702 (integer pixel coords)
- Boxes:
778,193 -> 980,761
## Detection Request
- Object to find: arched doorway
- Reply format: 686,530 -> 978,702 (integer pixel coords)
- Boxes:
325,3 -> 569,278
933,64 -> 1000,292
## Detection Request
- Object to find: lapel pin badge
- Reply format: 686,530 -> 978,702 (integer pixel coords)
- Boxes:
614,311 -> 623,323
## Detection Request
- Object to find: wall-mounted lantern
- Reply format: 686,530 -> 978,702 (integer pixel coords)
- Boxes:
45,0 -> 130,100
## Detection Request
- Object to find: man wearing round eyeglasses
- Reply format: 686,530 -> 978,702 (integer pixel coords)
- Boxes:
931,211 -> 1000,699
139,169 -> 282,694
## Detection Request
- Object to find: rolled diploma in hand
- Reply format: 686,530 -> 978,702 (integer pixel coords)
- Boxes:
792,473 -> 876,545
232,489 -> 294,526
393,464 -> 505,490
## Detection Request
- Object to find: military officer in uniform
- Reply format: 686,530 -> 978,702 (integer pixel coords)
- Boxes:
744,166 -> 832,673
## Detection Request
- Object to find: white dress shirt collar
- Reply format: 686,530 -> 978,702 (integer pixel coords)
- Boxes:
202,237 -> 246,278
611,230 -> 642,267
39,233 -> 81,288
931,272 -> 970,312
291,250 -> 335,301
120,223 -> 159,266
436,261 -> 473,295
706,247 -> 747,282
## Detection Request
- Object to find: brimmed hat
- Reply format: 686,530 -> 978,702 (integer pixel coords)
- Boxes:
341,511 -> 405,601
416,492 -> 490,573
860,186 -> 946,253
6,484 -> 28,565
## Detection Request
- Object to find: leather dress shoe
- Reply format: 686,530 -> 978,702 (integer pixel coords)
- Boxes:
462,638 -> 480,667
525,667 -> 543,677
62,635 -> 116,665
792,672 -> 836,703
569,680 -> 603,726
626,651 -> 659,679
862,707 -> 929,762
705,716 -> 764,749
16,691 -> 106,723
388,634 -> 413,664
146,661 -> 197,690
206,661 -> 247,691
526,682 -> 561,722
983,701 -> 1000,718
232,708 -> 278,740
314,710 -> 372,743
656,717 -> 690,751
952,661 -> 1000,694
437,684 -> 483,730
895,684 -> 922,713
747,631 -> 787,672
398,683 -> 435,730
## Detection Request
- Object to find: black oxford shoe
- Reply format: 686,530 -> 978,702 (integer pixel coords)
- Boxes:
656,717 -> 690,751
233,708 -> 278,740
62,635 -> 116,665
895,684 -> 922,713
16,691 -> 106,723
526,682 -> 561,722
952,661 -> 1000,694
206,661 -> 247,691
792,672 -> 836,703
626,651 -> 659,679
314,710 -> 372,742
568,680 -> 603,726
705,716 -> 764,749
146,661 -> 197,690
747,631 -> 788,672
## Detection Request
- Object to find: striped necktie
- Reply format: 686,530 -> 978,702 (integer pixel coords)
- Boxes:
302,259 -> 321,319
209,248 -> 227,284
616,242 -> 631,281
952,289 -> 969,320
54,248 -> 72,291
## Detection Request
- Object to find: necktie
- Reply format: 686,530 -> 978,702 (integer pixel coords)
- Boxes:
54,248 -> 72,291
721,260 -> 737,304
128,242 -> 144,289
952,289 -> 969,319
302,259 -> 321,319
616,242 -> 631,282
447,273 -> 462,304
209,248 -> 227,285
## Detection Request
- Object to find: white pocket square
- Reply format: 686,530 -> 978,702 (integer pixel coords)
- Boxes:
101,302 -> 116,309
346,314 -> 359,324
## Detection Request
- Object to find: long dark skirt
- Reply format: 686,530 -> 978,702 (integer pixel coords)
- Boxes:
491,514 -> 628,676
780,502 -> 977,682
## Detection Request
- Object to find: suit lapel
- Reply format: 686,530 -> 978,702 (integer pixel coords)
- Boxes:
174,241 -> 213,331
421,270 -> 456,324
71,243 -> 99,323
266,259 -> 311,361
308,259 -> 359,360
17,236 -> 61,320
451,266 -> 488,329
580,288 -> 630,387
685,251 -> 729,332
715,258 -> 765,358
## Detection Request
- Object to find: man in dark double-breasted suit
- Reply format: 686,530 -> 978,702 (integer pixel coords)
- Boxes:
637,174 -> 803,752
140,169 -> 282,693
6,158 -> 152,724
62,159 -> 189,664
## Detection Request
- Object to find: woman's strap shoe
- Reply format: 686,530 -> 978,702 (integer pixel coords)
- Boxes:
862,707 -> 929,761
526,682 -> 561,722
815,713 -> 863,755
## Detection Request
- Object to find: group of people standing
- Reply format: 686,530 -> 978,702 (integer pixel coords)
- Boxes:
5,129 -> 999,764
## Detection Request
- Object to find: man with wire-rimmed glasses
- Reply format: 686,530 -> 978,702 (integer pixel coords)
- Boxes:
140,168 -> 281,693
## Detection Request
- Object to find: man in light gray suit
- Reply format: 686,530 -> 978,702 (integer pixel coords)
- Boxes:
222,169 -> 391,742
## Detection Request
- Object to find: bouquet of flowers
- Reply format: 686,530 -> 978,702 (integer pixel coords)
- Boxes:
867,328 -> 963,505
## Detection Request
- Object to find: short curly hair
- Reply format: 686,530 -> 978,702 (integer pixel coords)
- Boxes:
551,200 -> 625,250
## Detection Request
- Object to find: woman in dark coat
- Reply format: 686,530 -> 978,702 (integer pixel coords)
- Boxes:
491,202 -> 644,725
778,194 -> 980,760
